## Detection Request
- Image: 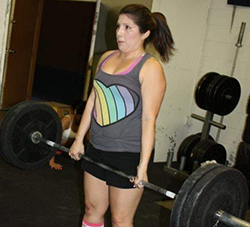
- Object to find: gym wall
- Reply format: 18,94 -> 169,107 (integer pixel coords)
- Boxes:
153,0 -> 250,166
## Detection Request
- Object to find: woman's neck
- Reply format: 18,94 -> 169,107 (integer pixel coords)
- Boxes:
118,49 -> 146,61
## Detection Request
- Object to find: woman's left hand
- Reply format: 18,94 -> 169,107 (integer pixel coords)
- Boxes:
132,165 -> 148,188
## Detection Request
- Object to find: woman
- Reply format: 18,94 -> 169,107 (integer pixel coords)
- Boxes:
69,4 -> 175,227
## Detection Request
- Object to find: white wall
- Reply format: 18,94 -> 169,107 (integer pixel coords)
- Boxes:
190,0 -> 250,166
152,0 -> 250,166
152,0 -> 210,162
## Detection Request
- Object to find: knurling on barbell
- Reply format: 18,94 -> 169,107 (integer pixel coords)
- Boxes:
0,101 -> 250,227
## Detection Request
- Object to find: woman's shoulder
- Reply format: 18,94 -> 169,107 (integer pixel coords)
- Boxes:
99,50 -> 117,63
143,55 -> 163,71
95,50 -> 117,72
139,55 -> 165,82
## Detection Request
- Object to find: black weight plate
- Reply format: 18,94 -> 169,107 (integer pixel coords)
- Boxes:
207,75 -> 227,113
192,139 -> 227,166
210,76 -> 229,114
242,115 -> 250,144
205,74 -> 226,113
213,76 -> 241,116
234,166 -> 250,206
170,164 -> 221,227
177,134 -> 200,171
204,74 -> 223,113
0,101 -> 62,170
195,72 -> 220,110
0,109 -> 18,163
177,133 -> 214,171
171,164 -> 249,227
246,96 -> 250,115
235,141 -> 250,170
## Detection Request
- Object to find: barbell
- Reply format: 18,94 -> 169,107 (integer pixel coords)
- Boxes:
0,100 -> 249,227
31,131 -> 176,199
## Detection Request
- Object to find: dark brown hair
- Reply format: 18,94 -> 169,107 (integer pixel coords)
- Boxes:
119,4 -> 175,62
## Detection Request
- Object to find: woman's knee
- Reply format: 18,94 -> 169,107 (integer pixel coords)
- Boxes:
84,198 -> 107,218
111,214 -> 133,227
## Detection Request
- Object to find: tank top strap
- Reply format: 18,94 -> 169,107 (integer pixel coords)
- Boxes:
100,50 -> 119,70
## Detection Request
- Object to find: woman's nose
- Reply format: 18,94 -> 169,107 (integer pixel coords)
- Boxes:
116,27 -> 123,36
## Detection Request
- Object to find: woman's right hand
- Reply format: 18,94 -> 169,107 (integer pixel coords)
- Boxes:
69,139 -> 85,161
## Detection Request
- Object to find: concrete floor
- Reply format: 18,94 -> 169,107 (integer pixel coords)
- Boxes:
0,153 -> 172,227
1,152 -> 250,227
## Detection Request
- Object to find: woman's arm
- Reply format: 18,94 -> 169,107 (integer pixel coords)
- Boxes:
75,88 -> 95,142
134,57 -> 166,186
69,88 -> 95,160
69,50 -> 116,160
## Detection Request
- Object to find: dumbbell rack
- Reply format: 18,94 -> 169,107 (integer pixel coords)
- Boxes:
164,110 -> 227,175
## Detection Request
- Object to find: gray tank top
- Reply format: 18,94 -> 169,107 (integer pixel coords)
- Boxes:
89,52 -> 152,153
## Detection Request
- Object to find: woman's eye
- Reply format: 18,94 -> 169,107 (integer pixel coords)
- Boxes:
125,25 -> 131,30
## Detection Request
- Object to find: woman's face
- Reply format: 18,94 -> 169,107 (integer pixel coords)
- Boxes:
116,14 -> 146,53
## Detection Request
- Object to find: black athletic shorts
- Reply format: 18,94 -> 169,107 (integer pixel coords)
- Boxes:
82,143 -> 155,189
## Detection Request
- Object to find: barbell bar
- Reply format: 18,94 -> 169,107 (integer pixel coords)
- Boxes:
215,210 -> 250,227
0,101 -> 250,227
31,131 -> 176,199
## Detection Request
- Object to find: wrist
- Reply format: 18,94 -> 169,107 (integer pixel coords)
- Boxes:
74,136 -> 84,144
138,162 -> 148,171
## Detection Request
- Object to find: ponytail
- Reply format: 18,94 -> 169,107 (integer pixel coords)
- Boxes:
150,12 -> 175,63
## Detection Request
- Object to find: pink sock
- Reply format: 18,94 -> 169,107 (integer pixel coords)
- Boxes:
82,219 -> 104,227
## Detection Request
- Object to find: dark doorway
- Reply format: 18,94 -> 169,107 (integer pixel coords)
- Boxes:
1,0 -> 43,109
32,0 -> 96,105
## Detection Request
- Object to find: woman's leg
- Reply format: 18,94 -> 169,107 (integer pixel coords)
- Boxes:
109,187 -> 144,227
83,172 -> 109,225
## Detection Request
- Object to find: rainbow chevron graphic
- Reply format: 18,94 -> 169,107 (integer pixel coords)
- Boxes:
93,80 -> 137,126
